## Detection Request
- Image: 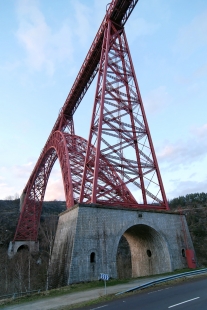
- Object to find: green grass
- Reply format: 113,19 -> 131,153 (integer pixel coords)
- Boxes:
0,267 -> 205,309
0,278 -> 130,308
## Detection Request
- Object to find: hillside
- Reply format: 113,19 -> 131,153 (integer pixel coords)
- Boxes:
1,197 -> 207,264
0,195 -> 207,296
0,199 -> 66,247
169,193 -> 207,266
1,196 -> 207,266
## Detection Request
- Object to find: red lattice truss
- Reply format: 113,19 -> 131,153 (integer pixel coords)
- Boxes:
14,0 -> 169,242
80,21 -> 168,209
14,132 -> 138,241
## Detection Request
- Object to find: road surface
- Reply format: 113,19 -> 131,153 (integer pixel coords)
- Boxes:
79,276 -> 207,310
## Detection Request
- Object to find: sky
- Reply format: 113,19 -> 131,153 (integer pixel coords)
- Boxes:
0,0 -> 207,202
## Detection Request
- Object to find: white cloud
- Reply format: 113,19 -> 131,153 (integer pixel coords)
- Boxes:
175,9 -> 207,57
0,61 -> 21,72
73,1 -> 92,47
13,161 -> 65,200
16,0 -> 73,75
126,17 -> 159,44
44,167 -> 65,201
0,162 -> 34,199
157,123 -> 207,168
194,62 -> 207,79
144,86 -> 170,115
0,182 -> 15,199
168,179 -> 207,199
13,162 -> 34,178
0,161 -> 65,200
192,123 -> 207,138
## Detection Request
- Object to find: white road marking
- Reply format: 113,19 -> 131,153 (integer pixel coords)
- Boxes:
168,297 -> 200,308
148,287 -> 170,294
90,305 -> 108,310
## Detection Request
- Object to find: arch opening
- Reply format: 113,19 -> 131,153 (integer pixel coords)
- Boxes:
44,160 -> 65,202
116,224 -> 171,279
17,245 -> 29,252
90,252 -> 96,263
116,235 -> 132,279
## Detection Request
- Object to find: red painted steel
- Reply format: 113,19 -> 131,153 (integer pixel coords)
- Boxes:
80,21 -> 169,209
185,249 -> 196,269
20,0 -> 139,207
68,135 -> 137,207
13,0 -> 169,242
15,133 -> 137,241
14,131 -> 74,241
179,209 -> 196,268
51,0 -> 139,132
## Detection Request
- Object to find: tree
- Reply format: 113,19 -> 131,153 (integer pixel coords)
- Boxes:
39,215 -> 58,290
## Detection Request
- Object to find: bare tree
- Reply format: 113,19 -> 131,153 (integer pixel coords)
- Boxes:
39,215 -> 58,290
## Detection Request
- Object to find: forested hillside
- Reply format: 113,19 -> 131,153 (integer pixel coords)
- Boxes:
0,194 -> 207,297
169,193 -> 207,266
0,199 -> 66,296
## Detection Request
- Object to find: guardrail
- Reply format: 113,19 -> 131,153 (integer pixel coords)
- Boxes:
0,289 -> 41,301
116,268 -> 207,295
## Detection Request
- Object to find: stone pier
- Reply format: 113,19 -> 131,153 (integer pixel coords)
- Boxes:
49,204 -> 195,287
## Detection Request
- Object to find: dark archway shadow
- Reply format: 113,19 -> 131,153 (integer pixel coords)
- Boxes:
17,244 -> 29,252
116,224 -> 172,278
116,235 -> 132,278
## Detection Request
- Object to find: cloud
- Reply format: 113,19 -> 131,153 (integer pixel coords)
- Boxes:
13,162 -> 34,178
157,123 -> 207,168
175,9 -> 207,57
194,62 -> 207,79
0,166 -> 6,173
13,161 -> 65,200
0,163 -> 33,198
168,179 -> 207,199
174,61 -> 207,88
192,123 -> 207,138
0,61 -> 21,72
73,1 -> 92,47
0,182 -> 15,199
126,17 -> 159,44
0,161 -> 66,200
16,0 -> 73,75
44,169 -> 65,201
143,86 -> 170,115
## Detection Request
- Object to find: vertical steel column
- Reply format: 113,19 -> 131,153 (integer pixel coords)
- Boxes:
117,29 -> 147,205
123,30 -> 169,209
92,21 -> 111,202
79,20 -> 168,209
79,21 -> 111,203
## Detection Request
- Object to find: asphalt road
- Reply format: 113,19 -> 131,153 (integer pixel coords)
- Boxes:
79,277 -> 207,310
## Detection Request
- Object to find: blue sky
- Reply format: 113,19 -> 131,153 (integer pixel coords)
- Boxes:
0,0 -> 207,201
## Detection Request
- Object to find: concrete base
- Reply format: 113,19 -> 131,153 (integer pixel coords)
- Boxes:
49,204 -> 195,288
8,241 -> 39,258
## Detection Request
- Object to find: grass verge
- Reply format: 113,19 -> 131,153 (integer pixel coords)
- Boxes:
0,278 -> 130,308
0,268 -> 206,309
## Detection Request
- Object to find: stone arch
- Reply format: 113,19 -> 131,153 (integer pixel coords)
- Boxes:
8,240 -> 39,258
116,235 -> 132,278
116,224 -> 172,278
14,132 -> 137,243
90,252 -> 96,263
17,244 -> 29,252
14,131 -> 74,242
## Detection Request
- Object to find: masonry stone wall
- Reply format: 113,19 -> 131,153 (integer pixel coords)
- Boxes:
49,207 -> 78,287
49,204 -> 195,287
8,240 -> 39,258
